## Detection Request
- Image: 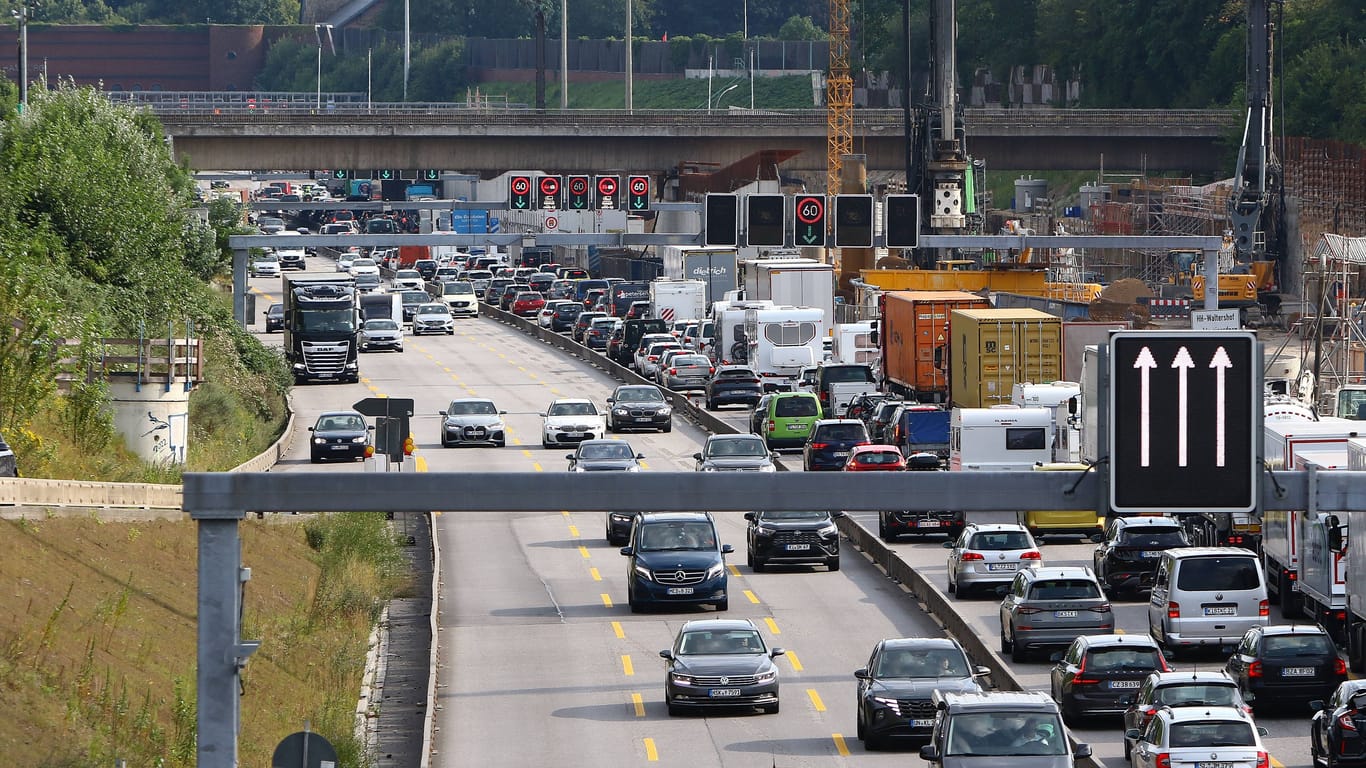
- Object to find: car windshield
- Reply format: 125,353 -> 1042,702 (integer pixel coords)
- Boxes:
719,368 -> 756,378
1175,557 -> 1260,590
1153,683 -> 1241,707
297,309 -> 356,333
774,397 -> 819,417
549,402 -> 598,417
396,271 -> 420,279
1026,579 -> 1101,600
365,320 -> 399,331
352,258 -> 376,267
874,648 -> 969,678
1085,646 -> 1162,672
443,282 -> 474,294
617,388 -> 664,403
1168,721 -> 1256,748
417,305 -> 448,316
638,522 -> 716,552
823,366 -> 875,383
968,531 -> 1032,551
578,443 -> 635,460
402,292 -> 428,305
447,401 -> 497,415
317,415 -> 366,431
673,356 -> 709,367
1119,527 -> 1187,546
516,292 -> 542,301
1262,633 -> 1335,658
945,712 -> 1067,756
707,439 -> 768,457
680,629 -> 765,655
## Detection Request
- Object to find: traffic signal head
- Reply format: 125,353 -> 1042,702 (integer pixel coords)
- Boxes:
745,194 -> 786,247
704,193 -> 739,247
834,194 -> 874,248
884,194 -> 921,249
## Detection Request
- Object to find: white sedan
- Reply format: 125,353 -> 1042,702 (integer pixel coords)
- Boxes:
348,257 -> 380,278
540,398 -> 608,449
392,269 -> 425,290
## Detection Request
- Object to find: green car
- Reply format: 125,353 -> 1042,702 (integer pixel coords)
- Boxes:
748,392 -> 823,450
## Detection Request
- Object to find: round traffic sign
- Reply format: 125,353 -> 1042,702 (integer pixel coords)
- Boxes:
598,177 -> 618,196
511,177 -> 530,194
796,196 -> 825,225
540,177 -> 560,195
544,215 -> 559,229
630,177 -> 648,195
569,177 -> 588,194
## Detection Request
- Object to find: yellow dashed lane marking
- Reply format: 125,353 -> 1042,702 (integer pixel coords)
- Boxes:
578,546 -> 590,559
612,621 -> 625,639
787,652 -> 804,672
639,461 -> 650,470
415,456 -> 428,472
743,590 -> 760,604
807,689 -> 826,712
600,594 -> 613,608
533,463 -> 542,472
522,449 -> 533,458
643,738 -> 658,761
622,655 -> 634,676
568,525 -> 580,538
832,734 -> 850,756
590,567 -> 601,581
728,564 -> 741,577
631,693 -> 645,717
764,617 -> 781,635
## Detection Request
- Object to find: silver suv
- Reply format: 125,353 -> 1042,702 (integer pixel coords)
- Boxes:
999,566 -> 1113,662
944,523 -> 1042,598
919,691 -> 1091,766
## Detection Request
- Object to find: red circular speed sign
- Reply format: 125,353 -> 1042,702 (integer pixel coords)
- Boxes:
540,177 -> 560,195
630,177 -> 648,195
569,177 -> 588,194
511,177 -> 531,194
598,177 -> 618,196
796,196 -> 825,225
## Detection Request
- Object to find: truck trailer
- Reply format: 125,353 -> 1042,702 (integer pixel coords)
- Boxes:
649,279 -> 707,324
742,259 -> 835,338
282,272 -> 360,384
659,245 -> 738,306
875,291 -> 991,403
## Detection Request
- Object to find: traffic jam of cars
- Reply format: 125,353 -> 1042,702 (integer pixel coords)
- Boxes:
244,229 -> 1330,765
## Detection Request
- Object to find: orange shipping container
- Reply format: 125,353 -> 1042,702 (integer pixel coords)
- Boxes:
878,291 -> 991,402
397,245 -> 430,269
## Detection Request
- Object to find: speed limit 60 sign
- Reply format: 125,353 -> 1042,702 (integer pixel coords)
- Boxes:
626,175 -> 650,211
508,175 -> 532,209
792,195 -> 826,247
565,175 -> 591,210
594,175 -> 619,210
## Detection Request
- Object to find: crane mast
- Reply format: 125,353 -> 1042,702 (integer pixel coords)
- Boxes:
1229,0 -> 1282,269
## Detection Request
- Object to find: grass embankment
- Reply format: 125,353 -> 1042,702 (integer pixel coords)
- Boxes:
0,512 -> 407,768
481,74 -> 820,110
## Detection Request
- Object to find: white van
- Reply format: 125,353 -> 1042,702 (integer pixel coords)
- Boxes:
1147,547 -> 1267,653
949,405 -> 1053,471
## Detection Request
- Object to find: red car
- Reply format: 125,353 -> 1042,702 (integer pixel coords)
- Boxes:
843,444 -> 907,471
510,291 -> 546,317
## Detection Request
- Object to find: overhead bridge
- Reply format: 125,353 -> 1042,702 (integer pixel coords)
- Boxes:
157,107 -> 1238,174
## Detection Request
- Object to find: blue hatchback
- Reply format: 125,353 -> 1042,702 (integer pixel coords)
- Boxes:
622,512 -> 731,612
802,419 -> 872,471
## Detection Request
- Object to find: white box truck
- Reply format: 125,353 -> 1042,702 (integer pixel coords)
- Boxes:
660,245 -> 738,306
743,305 -> 825,391
649,279 -> 707,324
1294,454 -> 1349,643
743,259 -> 835,338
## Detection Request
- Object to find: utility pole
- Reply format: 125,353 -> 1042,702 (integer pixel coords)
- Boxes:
403,0 -> 410,101
624,0 -> 633,111
560,0 -> 568,109
13,2 -> 29,110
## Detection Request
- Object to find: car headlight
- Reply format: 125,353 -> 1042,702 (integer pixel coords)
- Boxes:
614,408 -> 629,415
633,564 -> 654,581
626,466 -> 640,472
705,562 -> 725,579
313,437 -> 326,445
759,464 -> 777,472
702,466 -> 718,472
872,696 -> 899,709
755,525 -> 777,537
755,668 -> 778,684
818,523 -> 839,537
659,407 -> 672,416
572,467 -> 586,472
351,436 -> 368,444
670,672 -> 696,686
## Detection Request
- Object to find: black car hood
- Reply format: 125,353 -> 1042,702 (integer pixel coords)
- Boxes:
314,429 -> 366,441
675,655 -> 774,676
759,518 -> 834,531
868,676 -> 980,699
635,550 -> 720,570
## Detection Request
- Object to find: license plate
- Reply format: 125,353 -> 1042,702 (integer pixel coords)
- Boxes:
918,520 -> 941,528
791,423 -> 809,431
330,445 -> 349,450
709,688 -> 741,698
1109,680 -> 1141,689
987,563 -> 1017,571
833,451 -> 850,457
1199,763 -> 1235,768
666,587 -> 694,595
1203,606 -> 1237,616
561,431 -> 582,437
1283,667 -> 1316,676
1140,550 -> 1162,558
910,719 -> 935,728
1054,610 -> 1078,618
635,417 -> 654,423
785,543 -> 811,551
317,372 -> 335,378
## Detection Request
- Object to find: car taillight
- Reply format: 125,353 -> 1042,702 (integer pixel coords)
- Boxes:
960,552 -> 984,561
1017,606 -> 1044,615
709,367 -> 716,374
1155,754 -> 1170,768
669,368 -> 677,375
648,355 -> 658,362
766,420 -> 776,433
1259,599 -> 1269,617
811,442 -> 829,450
1087,604 -> 1112,613
1255,752 -> 1268,768
1020,550 -> 1042,560
1139,705 -> 1157,717
1071,657 -> 1098,685
1227,534 -> 1245,545
1335,658 -> 1348,675
1167,601 -> 1180,619
1249,660 -> 1262,678
1340,711 -> 1360,732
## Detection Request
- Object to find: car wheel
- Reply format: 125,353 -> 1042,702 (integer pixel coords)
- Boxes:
715,599 -> 728,612
947,573 -> 956,594
878,515 -> 893,542
310,453 -> 321,464
856,713 -> 866,741
746,546 -> 754,567
706,397 -> 715,410
495,440 -> 506,448
863,731 -> 881,751
1001,627 -> 1013,653
827,557 -> 840,572
762,701 -> 779,715
661,422 -> 672,433
667,702 -> 682,717
752,557 -> 765,573
607,417 -> 617,434
1010,631 -> 1028,663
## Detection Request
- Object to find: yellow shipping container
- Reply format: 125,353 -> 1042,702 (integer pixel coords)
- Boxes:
949,308 -> 1063,408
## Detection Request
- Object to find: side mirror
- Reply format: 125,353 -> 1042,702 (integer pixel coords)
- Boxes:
499,410 -> 507,415
1049,652 -> 1064,663
770,647 -> 786,658
538,413 -> 547,418
619,546 -> 633,556
744,512 -> 756,521
994,584 -> 1009,597
1118,694 -> 1136,706
1309,699 -> 1325,711
635,453 -> 646,460
831,511 -> 846,519
973,666 -> 990,677
941,540 -> 956,549
606,398 -> 615,405
1089,533 -> 1105,544
439,410 -> 448,416
1162,649 -> 1176,661
854,667 -> 870,680
659,650 -> 673,660
919,745 -> 941,763
1256,726 -> 1269,737
565,454 -> 575,460
721,544 -> 734,554
1072,744 -> 1092,759
1123,729 -> 1141,740
307,426 -> 316,432
693,453 -> 703,461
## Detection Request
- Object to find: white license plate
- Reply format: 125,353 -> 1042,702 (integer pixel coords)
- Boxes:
666,587 -> 694,595
1140,550 -> 1162,558
709,688 -> 741,698
635,417 -> 654,422
1283,666 -> 1316,676
918,520 -> 941,528
786,544 -> 811,551
1054,610 -> 1079,618
1199,763 -> 1235,768
1203,606 -> 1237,616
833,451 -> 850,457
791,423 -> 809,431
910,719 -> 935,728
330,445 -> 350,450
987,563 -> 1017,571
561,432 -> 582,437
1109,680 -> 1141,689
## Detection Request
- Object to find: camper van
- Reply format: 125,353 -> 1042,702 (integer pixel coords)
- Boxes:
949,406 -> 1054,472
743,306 -> 825,392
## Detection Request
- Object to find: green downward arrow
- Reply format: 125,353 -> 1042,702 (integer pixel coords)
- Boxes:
802,226 -> 820,245
633,200 -> 645,209
515,200 -> 527,209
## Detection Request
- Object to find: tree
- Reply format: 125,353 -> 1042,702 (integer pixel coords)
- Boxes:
778,15 -> 826,41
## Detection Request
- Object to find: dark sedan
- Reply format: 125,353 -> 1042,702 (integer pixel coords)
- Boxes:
606,385 -> 672,433
1312,680 -> 1366,768
263,303 -> 284,332
660,618 -> 783,716
308,410 -> 372,463
550,303 -> 583,333
744,509 -> 842,571
854,637 -> 986,750
1226,624 -> 1346,713
567,439 -> 643,473
802,419 -> 872,471
704,365 -> 764,410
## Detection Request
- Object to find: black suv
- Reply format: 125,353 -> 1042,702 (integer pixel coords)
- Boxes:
1091,515 -> 1189,597
854,637 -> 986,750
550,303 -> 583,333
620,511 -> 731,612
744,510 -> 843,571
802,419 -> 871,471
606,385 -> 672,433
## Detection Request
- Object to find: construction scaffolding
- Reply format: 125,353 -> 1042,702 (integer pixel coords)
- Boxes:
1298,233 -> 1366,415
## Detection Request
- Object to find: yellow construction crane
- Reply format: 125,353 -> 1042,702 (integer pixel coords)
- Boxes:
826,0 -> 852,195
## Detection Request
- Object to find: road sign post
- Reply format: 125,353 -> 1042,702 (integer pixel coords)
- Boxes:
1108,331 -> 1259,514
792,195 -> 826,247
354,398 -> 415,465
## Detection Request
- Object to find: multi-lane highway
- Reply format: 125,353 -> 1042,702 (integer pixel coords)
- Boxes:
249,260 -> 1314,767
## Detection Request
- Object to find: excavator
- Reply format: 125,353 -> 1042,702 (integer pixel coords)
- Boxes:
1189,0 -> 1283,325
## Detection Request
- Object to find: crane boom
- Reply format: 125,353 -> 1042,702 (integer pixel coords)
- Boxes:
1229,0 -> 1281,266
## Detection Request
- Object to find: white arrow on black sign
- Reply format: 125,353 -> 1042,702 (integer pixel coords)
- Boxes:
1134,344 -> 1237,468
1210,345 -> 1232,467
1133,347 -> 1156,467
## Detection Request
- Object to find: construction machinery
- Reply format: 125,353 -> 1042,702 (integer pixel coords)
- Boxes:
1190,0 -> 1283,323
911,0 -> 970,249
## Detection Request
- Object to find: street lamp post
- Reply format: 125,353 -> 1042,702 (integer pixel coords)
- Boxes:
314,24 -> 334,109
12,3 -> 29,109
711,83 -> 739,113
